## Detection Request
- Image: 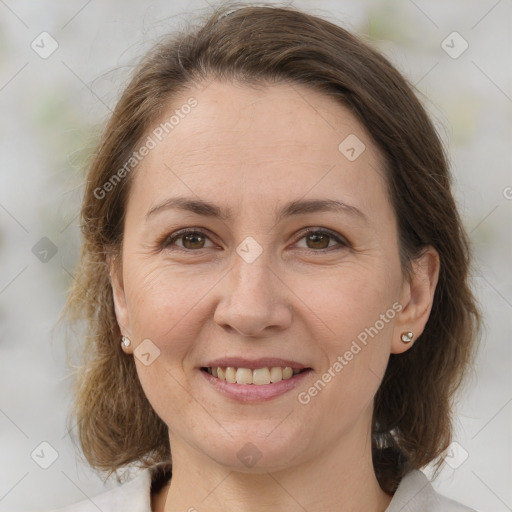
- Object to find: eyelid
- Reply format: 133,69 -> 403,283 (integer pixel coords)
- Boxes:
160,226 -> 350,252
294,227 -> 350,250
159,227 -> 217,250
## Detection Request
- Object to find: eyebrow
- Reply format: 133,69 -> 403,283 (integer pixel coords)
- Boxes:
146,197 -> 367,224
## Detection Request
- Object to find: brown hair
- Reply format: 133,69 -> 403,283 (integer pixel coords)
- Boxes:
66,3 -> 481,493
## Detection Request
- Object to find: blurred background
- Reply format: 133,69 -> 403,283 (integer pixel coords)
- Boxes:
0,0 -> 510,510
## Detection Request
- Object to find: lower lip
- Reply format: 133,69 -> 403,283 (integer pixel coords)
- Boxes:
199,369 -> 313,402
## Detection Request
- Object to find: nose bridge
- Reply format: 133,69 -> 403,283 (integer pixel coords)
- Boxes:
213,239 -> 292,336
231,231 -> 276,290
230,242 -> 277,309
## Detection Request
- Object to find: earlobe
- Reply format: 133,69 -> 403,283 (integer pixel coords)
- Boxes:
391,247 -> 440,354
107,253 -> 133,354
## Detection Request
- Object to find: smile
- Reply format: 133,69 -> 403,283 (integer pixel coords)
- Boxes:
201,366 -> 307,385
199,363 -> 313,402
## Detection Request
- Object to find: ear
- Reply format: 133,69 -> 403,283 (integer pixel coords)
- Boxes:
107,252 -> 133,354
391,246 -> 440,354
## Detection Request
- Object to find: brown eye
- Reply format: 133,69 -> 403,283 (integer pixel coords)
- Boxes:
163,229 -> 214,251
295,229 -> 348,251
306,232 -> 331,249
181,232 -> 206,250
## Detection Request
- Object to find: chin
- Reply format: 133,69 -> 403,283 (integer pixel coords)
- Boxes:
197,429 -> 310,473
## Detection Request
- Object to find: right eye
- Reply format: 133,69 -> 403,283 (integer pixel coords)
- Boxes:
162,229 -> 216,251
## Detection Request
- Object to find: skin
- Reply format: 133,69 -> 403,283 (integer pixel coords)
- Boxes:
110,80 -> 440,512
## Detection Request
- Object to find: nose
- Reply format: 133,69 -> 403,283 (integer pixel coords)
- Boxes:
213,251 -> 293,337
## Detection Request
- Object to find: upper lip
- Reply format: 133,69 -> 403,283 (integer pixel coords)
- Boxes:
201,357 -> 310,370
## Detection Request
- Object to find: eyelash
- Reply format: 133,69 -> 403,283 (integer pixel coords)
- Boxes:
159,227 -> 350,253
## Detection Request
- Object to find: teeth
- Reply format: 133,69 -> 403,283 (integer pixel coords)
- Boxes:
225,367 -> 236,383
236,368 -> 253,384
252,368 -> 271,385
282,367 -> 293,380
208,366 -> 303,385
270,367 -> 282,382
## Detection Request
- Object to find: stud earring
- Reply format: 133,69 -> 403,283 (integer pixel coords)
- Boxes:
400,331 -> 414,343
121,336 -> 131,348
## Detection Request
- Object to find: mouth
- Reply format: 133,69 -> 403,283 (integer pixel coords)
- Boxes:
198,359 -> 313,402
200,365 -> 310,385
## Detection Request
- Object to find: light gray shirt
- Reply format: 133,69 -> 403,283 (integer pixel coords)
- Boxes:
47,467 -> 478,512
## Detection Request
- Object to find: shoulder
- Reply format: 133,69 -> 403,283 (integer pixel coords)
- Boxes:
46,467 -> 156,512
386,470 -> 478,512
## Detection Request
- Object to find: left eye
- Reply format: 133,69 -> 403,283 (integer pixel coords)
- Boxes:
295,229 -> 348,250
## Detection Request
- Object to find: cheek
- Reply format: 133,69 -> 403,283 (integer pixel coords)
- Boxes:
294,260 -> 401,342
123,261 -> 212,423
123,260 -> 216,344
292,263 -> 400,402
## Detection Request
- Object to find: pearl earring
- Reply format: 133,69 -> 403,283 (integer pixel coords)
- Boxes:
400,331 -> 414,343
121,336 -> 131,348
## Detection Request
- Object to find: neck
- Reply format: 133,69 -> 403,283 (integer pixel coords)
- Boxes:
155,412 -> 392,512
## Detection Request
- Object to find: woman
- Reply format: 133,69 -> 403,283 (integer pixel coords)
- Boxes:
59,4 -> 480,511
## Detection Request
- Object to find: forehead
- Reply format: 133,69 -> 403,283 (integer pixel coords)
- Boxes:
164,80 -> 378,164
129,80 -> 389,219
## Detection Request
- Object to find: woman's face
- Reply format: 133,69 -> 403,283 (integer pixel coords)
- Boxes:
112,80 -> 427,472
